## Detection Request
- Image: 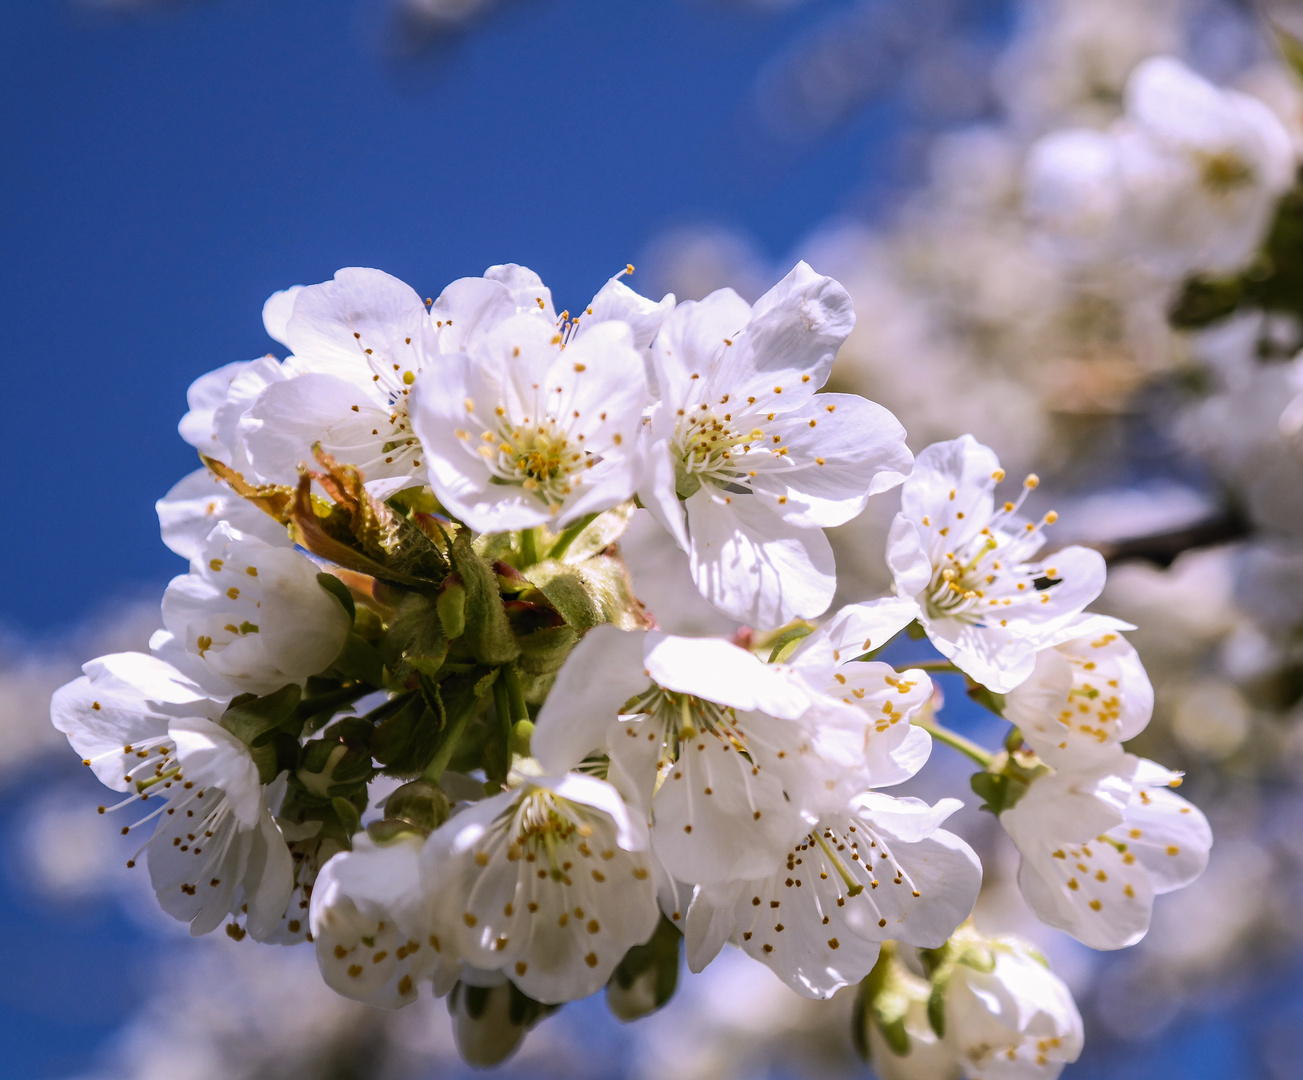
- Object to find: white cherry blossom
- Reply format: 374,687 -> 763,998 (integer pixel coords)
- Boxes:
410,313 -> 649,531
1026,56 -> 1295,279
1112,56 -> 1295,277
683,794 -> 981,999
640,261 -> 912,625
156,524 -> 351,696
420,772 -> 659,1004
1003,614 -> 1153,769
886,435 -> 1107,693
309,832 -> 457,1008
534,625 -> 879,887
941,936 -> 1083,1080
50,656 -> 293,939
1001,754 -> 1212,950
156,468 -> 292,563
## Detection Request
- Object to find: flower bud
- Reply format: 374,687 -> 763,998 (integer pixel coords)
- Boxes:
605,916 -> 680,1022
383,779 -> 450,834
935,930 -> 1082,1079
448,978 -> 553,1067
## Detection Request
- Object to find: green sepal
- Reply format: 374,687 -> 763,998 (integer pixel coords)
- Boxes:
315,572 -> 356,622
331,795 -> 362,839
957,945 -> 996,973
378,593 -> 448,683
905,620 -> 927,640
927,970 -> 949,1039
330,633 -> 386,687
767,625 -> 813,664
606,915 -> 682,1021
533,568 -> 603,631
516,625 -> 579,679
969,769 -> 1030,816
249,740 -> 280,786
219,683 -> 302,748
453,530 -> 520,665
372,694 -> 438,774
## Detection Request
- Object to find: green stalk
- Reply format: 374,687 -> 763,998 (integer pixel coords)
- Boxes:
501,664 -> 529,725
547,513 -> 599,561
912,718 -> 995,768
519,527 -> 540,568
422,672 -> 497,784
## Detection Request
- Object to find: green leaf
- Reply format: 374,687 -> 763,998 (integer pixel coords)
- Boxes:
331,796 -> 362,839
606,915 -> 682,1021
371,694 -> 436,773
315,572 -> 356,622
453,531 -> 520,665
330,634 -> 386,687
219,684 -> 302,747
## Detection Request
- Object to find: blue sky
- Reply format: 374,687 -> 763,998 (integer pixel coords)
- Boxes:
0,0 -> 940,634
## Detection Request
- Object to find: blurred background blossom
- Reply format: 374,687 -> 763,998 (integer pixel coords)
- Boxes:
10,0 -> 1303,1075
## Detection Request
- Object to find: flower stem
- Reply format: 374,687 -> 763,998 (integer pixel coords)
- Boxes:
547,513 -> 599,561
519,527 -> 540,568
912,718 -> 995,768
502,664 -> 529,725
908,659 -> 966,675
423,672 -> 497,784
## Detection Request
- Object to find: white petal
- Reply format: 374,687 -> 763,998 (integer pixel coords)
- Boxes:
685,489 -> 836,625
651,735 -> 805,886
644,633 -> 809,717
169,716 -> 264,827
748,394 -> 912,528
281,267 -> 430,378
262,285 -> 303,347
532,625 -> 652,773
156,468 -> 290,562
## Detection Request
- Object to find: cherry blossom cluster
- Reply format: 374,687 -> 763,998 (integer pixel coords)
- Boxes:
51,260 -> 1210,1075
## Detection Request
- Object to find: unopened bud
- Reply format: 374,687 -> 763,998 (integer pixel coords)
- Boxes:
510,719 -> 534,757
449,980 -> 553,1067
382,779 -> 450,834
606,915 -> 681,1021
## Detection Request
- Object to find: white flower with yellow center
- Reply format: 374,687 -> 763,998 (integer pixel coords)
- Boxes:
640,261 -> 913,625
1026,57 -> 1295,279
235,265 -> 552,499
50,653 -> 293,939
1111,56 -> 1294,277
683,795 -> 981,1000
420,772 -> 659,1004
410,313 -> 649,531
886,435 -> 1107,693
310,833 -> 459,1008
155,468 -> 292,563
1001,754 -> 1211,950
1003,615 -> 1153,769
155,524 -> 351,696
533,626 -> 932,890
